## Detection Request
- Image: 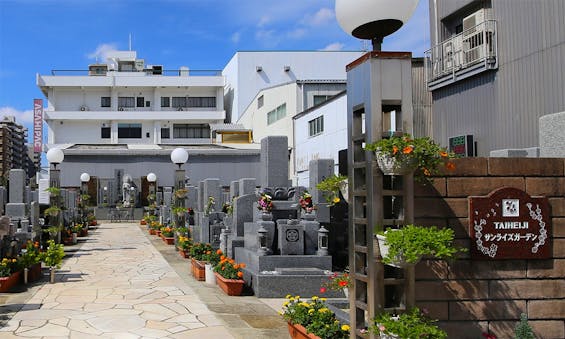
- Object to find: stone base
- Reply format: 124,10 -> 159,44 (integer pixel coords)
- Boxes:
234,247 -> 340,298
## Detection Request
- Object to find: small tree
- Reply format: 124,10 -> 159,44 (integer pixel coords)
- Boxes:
515,313 -> 535,339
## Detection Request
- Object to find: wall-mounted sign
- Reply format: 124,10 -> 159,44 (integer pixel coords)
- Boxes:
469,187 -> 551,259
449,134 -> 474,157
33,99 -> 43,153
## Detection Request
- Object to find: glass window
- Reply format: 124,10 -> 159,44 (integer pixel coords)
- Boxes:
101,127 -> 111,138
101,97 -> 111,107
257,95 -> 264,108
313,95 -> 331,106
172,97 -> 187,108
118,97 -> 135,108
267,103 -> 286,125
308,116 -> 324,137
161,128 -> 170,139
173,124 -> 210,139
117,123 -> 142,138
161,97 -> 170,107
137,97 -> 145,107
187,97 -> 216,108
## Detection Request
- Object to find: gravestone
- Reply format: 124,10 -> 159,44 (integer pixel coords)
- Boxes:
198,181 -> 205,211
239,178 -> 256,196
186,185 -> 197,208
156,191 -> 163,206
8,169 -> 25,203
163,187 -> 173,207
230,181 -> 239,199
203,179 -> 221,213
278,219 -> 304,255
301,214 -> 320,255
260,136 -> 289,188
233,194 -> 256,237
30,202 -> 40,233
309,159 -> 334,204
0,216 -> 12,239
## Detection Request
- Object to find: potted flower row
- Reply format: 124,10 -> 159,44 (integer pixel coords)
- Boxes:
280,295 -> 350,339
159,226 -> 175,245
177,235 -> 193,258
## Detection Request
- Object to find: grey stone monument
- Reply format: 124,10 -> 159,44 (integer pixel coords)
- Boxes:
260,136 -> 289,188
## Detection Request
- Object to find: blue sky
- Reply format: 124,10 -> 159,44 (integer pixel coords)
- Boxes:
0,0 -> 430,143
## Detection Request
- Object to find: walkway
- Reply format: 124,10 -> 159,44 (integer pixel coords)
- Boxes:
0,222 -> 288,338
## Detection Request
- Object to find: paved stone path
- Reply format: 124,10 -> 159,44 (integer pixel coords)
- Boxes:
0,222 -> 288,338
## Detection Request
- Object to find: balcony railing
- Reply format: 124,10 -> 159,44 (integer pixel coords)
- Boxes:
425,20 -> 498,90
50,69 -> 222,76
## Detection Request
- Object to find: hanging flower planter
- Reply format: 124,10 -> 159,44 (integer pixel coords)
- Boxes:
375,151 -> 417,176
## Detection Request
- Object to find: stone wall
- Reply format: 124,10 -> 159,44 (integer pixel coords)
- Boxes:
414,158 -> 565,339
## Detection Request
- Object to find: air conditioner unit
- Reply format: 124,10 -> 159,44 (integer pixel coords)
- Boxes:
80,105 -> 89,111
463,9 -> 485,36
442,35 -> 462,71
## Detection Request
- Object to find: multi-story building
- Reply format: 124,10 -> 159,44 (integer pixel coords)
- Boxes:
37,51 -> 260,203
425,0 -> 565,156
0,116 -> 36,182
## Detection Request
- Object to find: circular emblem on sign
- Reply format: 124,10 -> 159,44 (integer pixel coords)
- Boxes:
286,229 -> 300,242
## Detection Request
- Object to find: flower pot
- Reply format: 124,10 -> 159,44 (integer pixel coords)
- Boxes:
260,212 -> 273,221
79,228 -> 88,237
155,230 -> 162,237
140,220 -> 147,225
72,232 -> 78,244
162,236 -> 174,245
205,264 -> 216,285
0,270 -> 21,292
214,272 -> 244,296
149,229 -> 156,235
375,151 -> 417,176
27,263 -> 42,283
375,234 -> 418,268
287,323 -> 320,339
179,250 -> 189,258
191,258 -> 206,281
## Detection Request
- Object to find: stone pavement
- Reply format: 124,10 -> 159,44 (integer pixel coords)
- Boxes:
0,222 -> 289,338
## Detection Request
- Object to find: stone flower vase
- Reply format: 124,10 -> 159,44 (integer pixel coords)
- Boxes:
205,263 -> 216,285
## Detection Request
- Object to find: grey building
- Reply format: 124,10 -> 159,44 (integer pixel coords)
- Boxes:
0,116 -> 38,182
425,0 -> 565,156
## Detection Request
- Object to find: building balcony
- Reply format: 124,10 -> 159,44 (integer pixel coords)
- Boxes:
44,109 -> 226,122
424,20 -> 498,91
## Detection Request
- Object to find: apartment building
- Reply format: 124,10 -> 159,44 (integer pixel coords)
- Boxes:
0,116 -> 37,182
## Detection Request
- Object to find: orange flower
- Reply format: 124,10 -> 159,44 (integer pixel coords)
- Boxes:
220,255 -> 226,261
216,249 -> 223,255
239,263 -> 246,268
445,162 -> 456,171
237,271 -> 243,278
338,281 -> 348,287
234,264 -> 240,269
206,251 -> 211,255
423,168 -> 431,176
440,151 -> 448,157
392,146 -> 398,155
402,146 -> 413,154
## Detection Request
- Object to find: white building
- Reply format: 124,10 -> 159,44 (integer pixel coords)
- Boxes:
37,51 -> 260,203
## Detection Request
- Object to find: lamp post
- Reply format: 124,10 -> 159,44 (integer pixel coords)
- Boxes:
46,148 -> 64,189
147,172 -> 157,196
80,172 -> 90,226
170,148 -> 189,227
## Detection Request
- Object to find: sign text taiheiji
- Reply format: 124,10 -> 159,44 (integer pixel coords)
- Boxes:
33,99 -> 43,153
469,187 -> 551,259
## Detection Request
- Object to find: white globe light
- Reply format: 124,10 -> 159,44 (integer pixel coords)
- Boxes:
46,148 -> 65,164
147,172 -> 157,182
170,148 -> 189,165
80,173 -> 90,182
335,0 -> 419,40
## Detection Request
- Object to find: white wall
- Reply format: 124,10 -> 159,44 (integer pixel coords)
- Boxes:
294,94 -> 347,186
223,51 -> 363,121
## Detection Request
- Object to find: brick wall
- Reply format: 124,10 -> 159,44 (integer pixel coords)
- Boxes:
414,158 -> 565,339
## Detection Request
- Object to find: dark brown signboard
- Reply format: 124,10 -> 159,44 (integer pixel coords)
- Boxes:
469,187 -> 551,259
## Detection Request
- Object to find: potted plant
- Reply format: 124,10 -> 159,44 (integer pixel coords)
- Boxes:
376,224 -> 464,267
189,242 -> 213,281
316,174 -> 348,205
177,236 -> 193,258
172,206 -> 186,217
160,226 -> 175,245
257,193 -> 273,213
213,256 -> 245,295
202,249 -> 223,285
42,239 -> 65,283
370,307 -> 447,339
280,295 -> 350,339
19,241 -> 42,283
0,257 -> 21,292
364,134 -> 455,181
320,271 -> 351,298
174,188 -> 188,199
204,196 -> 215,215
44,206 -> 61,217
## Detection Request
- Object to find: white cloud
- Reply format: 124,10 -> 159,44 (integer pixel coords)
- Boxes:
257,15 -> 271,28
320,42 -> 344,51
309,8 -> 334,26
231,32 -> 241,44
287,28 -> 306,40
87,43 -> 119,62
0,107 -> 34,124
255,29 -> 281,47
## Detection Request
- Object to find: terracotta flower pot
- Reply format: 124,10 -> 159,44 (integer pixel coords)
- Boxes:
214,272 -> 244,296
287,323 -> 320,339
140,220 -> 147,225
191,258 -> 206,281
149,229 -> 156,235
0,271 -> 22,292
162,236 -> 174,245
178,250 -> 189,258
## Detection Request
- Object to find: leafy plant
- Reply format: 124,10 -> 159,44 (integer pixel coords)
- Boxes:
45,186 -> 61,197
172,206 -> 187,216
0,257 -> 19,277
174,188 -> 188,199
222,202 -> 233,215
214,255 -> 245,280
177,236 -> 193,252
364,134 -> 455,182
42,239 -> 65,268
205,196 -> 215,215
44,206 -> 61,217
189,242 -> 214,261
371,307 -> 447,339
280,295 -> 349,339
376,224 -> 465,265
202,249 -> 223,266
320,271 -> 351,293
515,313 -> 535,339
316,174 -> 347,205
160,226 -> 174,237
19,241 -> 42,268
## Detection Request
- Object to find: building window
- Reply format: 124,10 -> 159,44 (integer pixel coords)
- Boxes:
137,97 -> 145,107
101,97 -> 111,107
187,97 -> 216,108
118,97 -> 135,108
172,97 -> 187,108
101,127 -> 111,139
267,103 -> 287,125
257,95 -> 264,108
161,128 -> 170,139
308,116 -> 324,137
313,95 -> 332,106
173,124 -> 210,138
161,97 -> 170,107
117,123 -> 142,138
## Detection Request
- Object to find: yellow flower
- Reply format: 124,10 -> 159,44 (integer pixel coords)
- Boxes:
333,197 -> 340,203
289,297 -> 295,301
311,296 -> 318,301
300,302 -> 310,307
320,298 -> 327,302
278,311 -> 284,315
308,309 -> 315,314
283,301 -> 289,307
342,325 -> 350,331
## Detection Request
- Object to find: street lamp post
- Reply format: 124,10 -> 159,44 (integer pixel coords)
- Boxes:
80,172 -> 90,226
170,148 -> 189,228
147,172 -> 157,196
46,147 -> 64,242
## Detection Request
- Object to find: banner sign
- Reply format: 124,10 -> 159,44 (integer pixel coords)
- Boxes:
470,187 -> 551,260
33,99 -> 43,153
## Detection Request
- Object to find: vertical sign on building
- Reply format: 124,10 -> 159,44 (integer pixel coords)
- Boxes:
33,99 -> 43,153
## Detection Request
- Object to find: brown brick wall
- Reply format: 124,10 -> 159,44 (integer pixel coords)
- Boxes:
414,158 -> 565,339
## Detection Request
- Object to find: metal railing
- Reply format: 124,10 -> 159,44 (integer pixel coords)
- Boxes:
425,20 -> 498,88
50,69 -> 222,76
